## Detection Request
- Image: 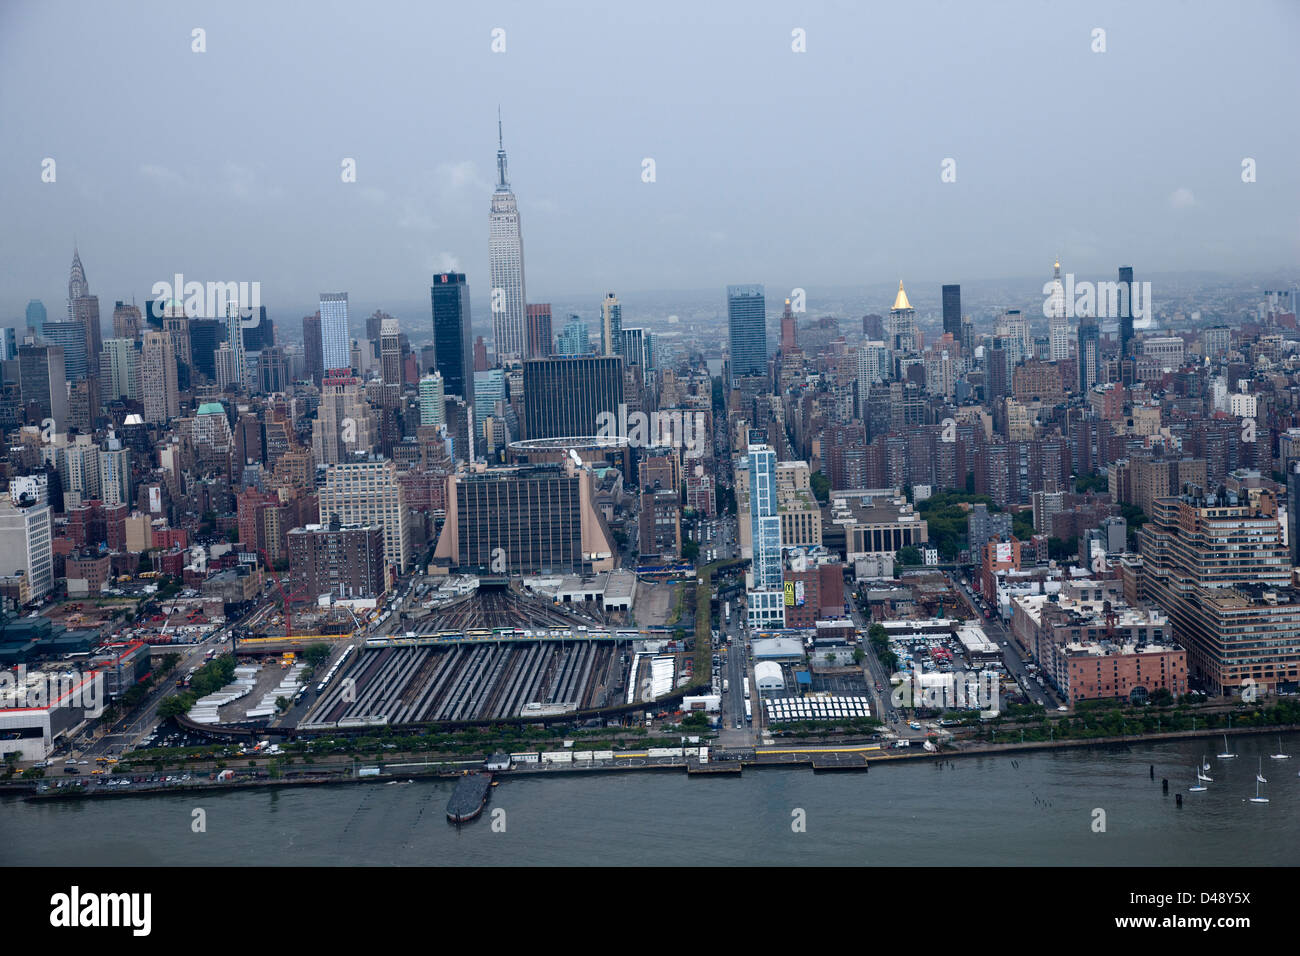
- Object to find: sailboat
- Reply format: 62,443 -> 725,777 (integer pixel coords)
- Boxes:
1250,759 -> 1269,803
1197,756 -> 1213,782
1189,765 -> 1207,793
1270,736 -> 1290,760
1216,734 -> 1236,759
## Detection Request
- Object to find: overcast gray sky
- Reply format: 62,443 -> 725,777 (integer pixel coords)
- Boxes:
2,0 -> 1296,324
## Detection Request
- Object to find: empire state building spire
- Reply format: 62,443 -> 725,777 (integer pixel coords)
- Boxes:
495,106 -> 509,190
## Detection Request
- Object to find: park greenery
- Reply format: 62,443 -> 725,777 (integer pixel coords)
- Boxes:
915,491 -> 999,560
158,653 -> 237,718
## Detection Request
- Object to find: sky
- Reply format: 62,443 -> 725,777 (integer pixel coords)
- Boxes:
1,0 -> 1297,328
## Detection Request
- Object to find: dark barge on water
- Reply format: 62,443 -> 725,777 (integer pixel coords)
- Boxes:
446,772 -> 493,823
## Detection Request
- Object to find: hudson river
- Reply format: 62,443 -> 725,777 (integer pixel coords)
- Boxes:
6,736 -> 1299,865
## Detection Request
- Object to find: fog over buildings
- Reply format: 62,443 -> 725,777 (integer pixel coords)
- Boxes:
1,0 -> 1297,328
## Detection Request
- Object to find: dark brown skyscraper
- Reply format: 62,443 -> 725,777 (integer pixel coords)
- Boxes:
302,312 -> 323,384
526,303 -> 553,359
473,336 -> 489,372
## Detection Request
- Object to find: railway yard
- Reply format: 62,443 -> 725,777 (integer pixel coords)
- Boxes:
301,639 -> 635,727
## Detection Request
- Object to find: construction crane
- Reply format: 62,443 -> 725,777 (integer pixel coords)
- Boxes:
257,549 -> 312,639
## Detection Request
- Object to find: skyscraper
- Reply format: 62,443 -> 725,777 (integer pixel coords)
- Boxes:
525,303 -> 552,359
556,316 -> 589,355
1118,265 -> 1135,357
601,293 -> 622,359
67,247 -> 102,379
780,298 -> 797,352
727,284 -> 767,387
1078,315 -> 1101,392
319,293 -> 350,374
888,281 -> 917,353
941,284 -> 962,339
489,113 -> 526,363
19,343 -> 68,429
40,319 -> 89,381
621,327 -> 647,368
140,330 -> 179,423
747,438 -> 784,627
523,355 -> 624,440
431,272 -> 473,400
112,301 -> 141,340
302,312 -> 323,384
379,317 -> 402,408
25,299 -> 47,329
318,459 -> 411,572
418,372 -> 446,427
473,367 -> 507,457
1046,258 -> 1070,363
101,338 -> 140,402
1289,460 -> 1300,568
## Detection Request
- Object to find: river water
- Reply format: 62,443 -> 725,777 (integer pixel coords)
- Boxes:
4,736 -> 1298,866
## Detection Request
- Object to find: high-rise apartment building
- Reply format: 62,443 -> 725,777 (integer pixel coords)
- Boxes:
1139,488 -> 1299,696
101,338 -> 140,402
1078,316 -> 1101,392
288,523 -> 388,602
747,438 -> 784,627
419,372 -> 446,427
317,459 -> 411,572
0,496 -> 54,599
727,284 -> 767,387
489,117 -> 527,362
600,293 -> 622,359
556,317 -> 589,355
140,330 -> 180,423
1118,265 -> 1135,357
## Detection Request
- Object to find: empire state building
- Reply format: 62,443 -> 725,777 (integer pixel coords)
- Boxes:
489,113 -> 527,364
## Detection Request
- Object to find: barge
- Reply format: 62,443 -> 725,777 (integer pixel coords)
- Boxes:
446,772 -> 492,823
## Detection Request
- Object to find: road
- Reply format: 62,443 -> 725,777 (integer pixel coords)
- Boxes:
943,569 -> 1065,710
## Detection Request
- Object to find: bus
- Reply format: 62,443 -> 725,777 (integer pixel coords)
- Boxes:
742,677 -> 750,700
744,700 -> 752,724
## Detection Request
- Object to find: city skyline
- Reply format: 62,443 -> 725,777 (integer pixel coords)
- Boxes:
2,1 -> 1298,321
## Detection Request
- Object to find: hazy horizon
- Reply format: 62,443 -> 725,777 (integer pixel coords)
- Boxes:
3,0 -> 1297,326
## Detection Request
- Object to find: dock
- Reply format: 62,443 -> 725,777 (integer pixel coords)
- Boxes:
445,772 -> 492,823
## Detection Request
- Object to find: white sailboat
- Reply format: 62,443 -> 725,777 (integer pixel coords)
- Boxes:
1250,759 -> 1269,803
1216,734 -> 1236,759
1270,736 -> 1290,760
1197,756 -> 1213,782
1189,765 -> 1207,792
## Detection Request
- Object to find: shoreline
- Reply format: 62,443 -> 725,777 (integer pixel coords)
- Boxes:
14,722 -> 1299,802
